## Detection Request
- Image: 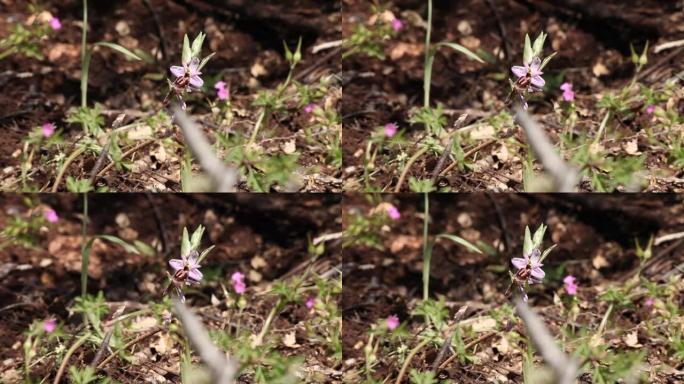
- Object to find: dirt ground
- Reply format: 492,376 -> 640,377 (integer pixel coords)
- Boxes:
0,193 -> 342,383
342,193 -> 684,382
342,0 -> 684,192
0,0 -> 341,192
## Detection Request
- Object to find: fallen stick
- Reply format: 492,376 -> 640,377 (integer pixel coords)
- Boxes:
514,107 -> 579,192
173,108 -> 238,192
514,299 -> 579,384
174,300 -> 239,384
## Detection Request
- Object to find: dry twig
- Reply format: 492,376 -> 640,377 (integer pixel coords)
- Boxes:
515,299 -> 579,384
174,300 -> 239,384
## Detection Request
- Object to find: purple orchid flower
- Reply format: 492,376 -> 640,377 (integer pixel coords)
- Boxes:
511,248 -> 545,301
511,57 -> 545,92
168,250 -> 203,303
510,57 -> 546,110
170,57 -> 204,91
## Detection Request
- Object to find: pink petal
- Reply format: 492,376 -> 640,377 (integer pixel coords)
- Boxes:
511,66 -> 527,78
531,267 -> 545,280
170,66 -> 185,77
511,257 -> 527,270
169,259 -> 184,271
188,57 -> 200,73
189,75 -> 204,88
188,268 -> 203,282
529,57 -> 542,72
214,81 -> 226,90
530,75 -> 545,88
560,82 -> 572,92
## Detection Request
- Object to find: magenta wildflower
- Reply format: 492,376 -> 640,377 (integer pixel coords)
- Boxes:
563,275 -> 578,295
386,204 -> 401,220
645,297 -> 654,307
305,296 -> 316,309
391,18 -> 403,32
646,105 -> 655,115
42,122 -> 56,138
214,81 -> 229,101
560,82 -> 575,102
43,319 -> 56,333
386,314 -> 399,331
44,208 -> 58,223
168,250 -> 203,303
231,272 -> 246,294
304,103 -> 317,114
48,17 -> 61,31
384,123 -> 398,138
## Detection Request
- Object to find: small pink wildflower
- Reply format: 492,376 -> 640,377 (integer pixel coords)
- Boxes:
391,18 -> 403,32
304,103 -> 317,114
646,105 -> 655,115
386,314 -> 399,331
48,17 -> 61,30
645,297 -> 654,307
305,296 -> 316,309
386,204 -> 400,220
563,275 -> 578,295
42,122 -> 56,138
231,272 -> 246,294
214,81 -> 229,101
44,319 -> 56,333
384,123 -> 398,138
44,208 -> 58,223
560,82 -> 575,102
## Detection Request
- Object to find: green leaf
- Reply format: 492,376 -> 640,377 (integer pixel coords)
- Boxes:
190,225 -> 205,251
197,245 -> 215,264
523,34 -> 533,65
81,238 -> 95,297
94,42 -> 142,61
197,52 -> 215,71
539,244 -> 556,262
435,42 -> 484,63
191,32 -> 206,59
97,235 -> 140,254
539,52 -> 557,70
182,34 -> 191,64
134,240 -> 156,257
523,226 -> 533,256
181,227 -> 190,257
532,224 -> 547,249
532,32 -> 546,58
436,234 -> 482,254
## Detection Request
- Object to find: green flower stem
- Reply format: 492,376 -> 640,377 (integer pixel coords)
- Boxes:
423,0 -> 433,108
81,0 -> 88,107
53,332 -> 91,384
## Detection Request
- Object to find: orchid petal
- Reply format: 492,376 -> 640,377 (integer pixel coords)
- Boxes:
170,66 -> 185,77
189,75 -> 204,88
531,267 -> 545,280
511,66 -> 527,78
531,75 -> 545,88
188,268 -> 203,282
169,259 -> 184,271
511,257 -> 528,269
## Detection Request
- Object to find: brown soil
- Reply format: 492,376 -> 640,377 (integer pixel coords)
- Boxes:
0,0 -> 341,192
342,193 -> 684,382
342,0 -> 684,192
0,193 -> 342,382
